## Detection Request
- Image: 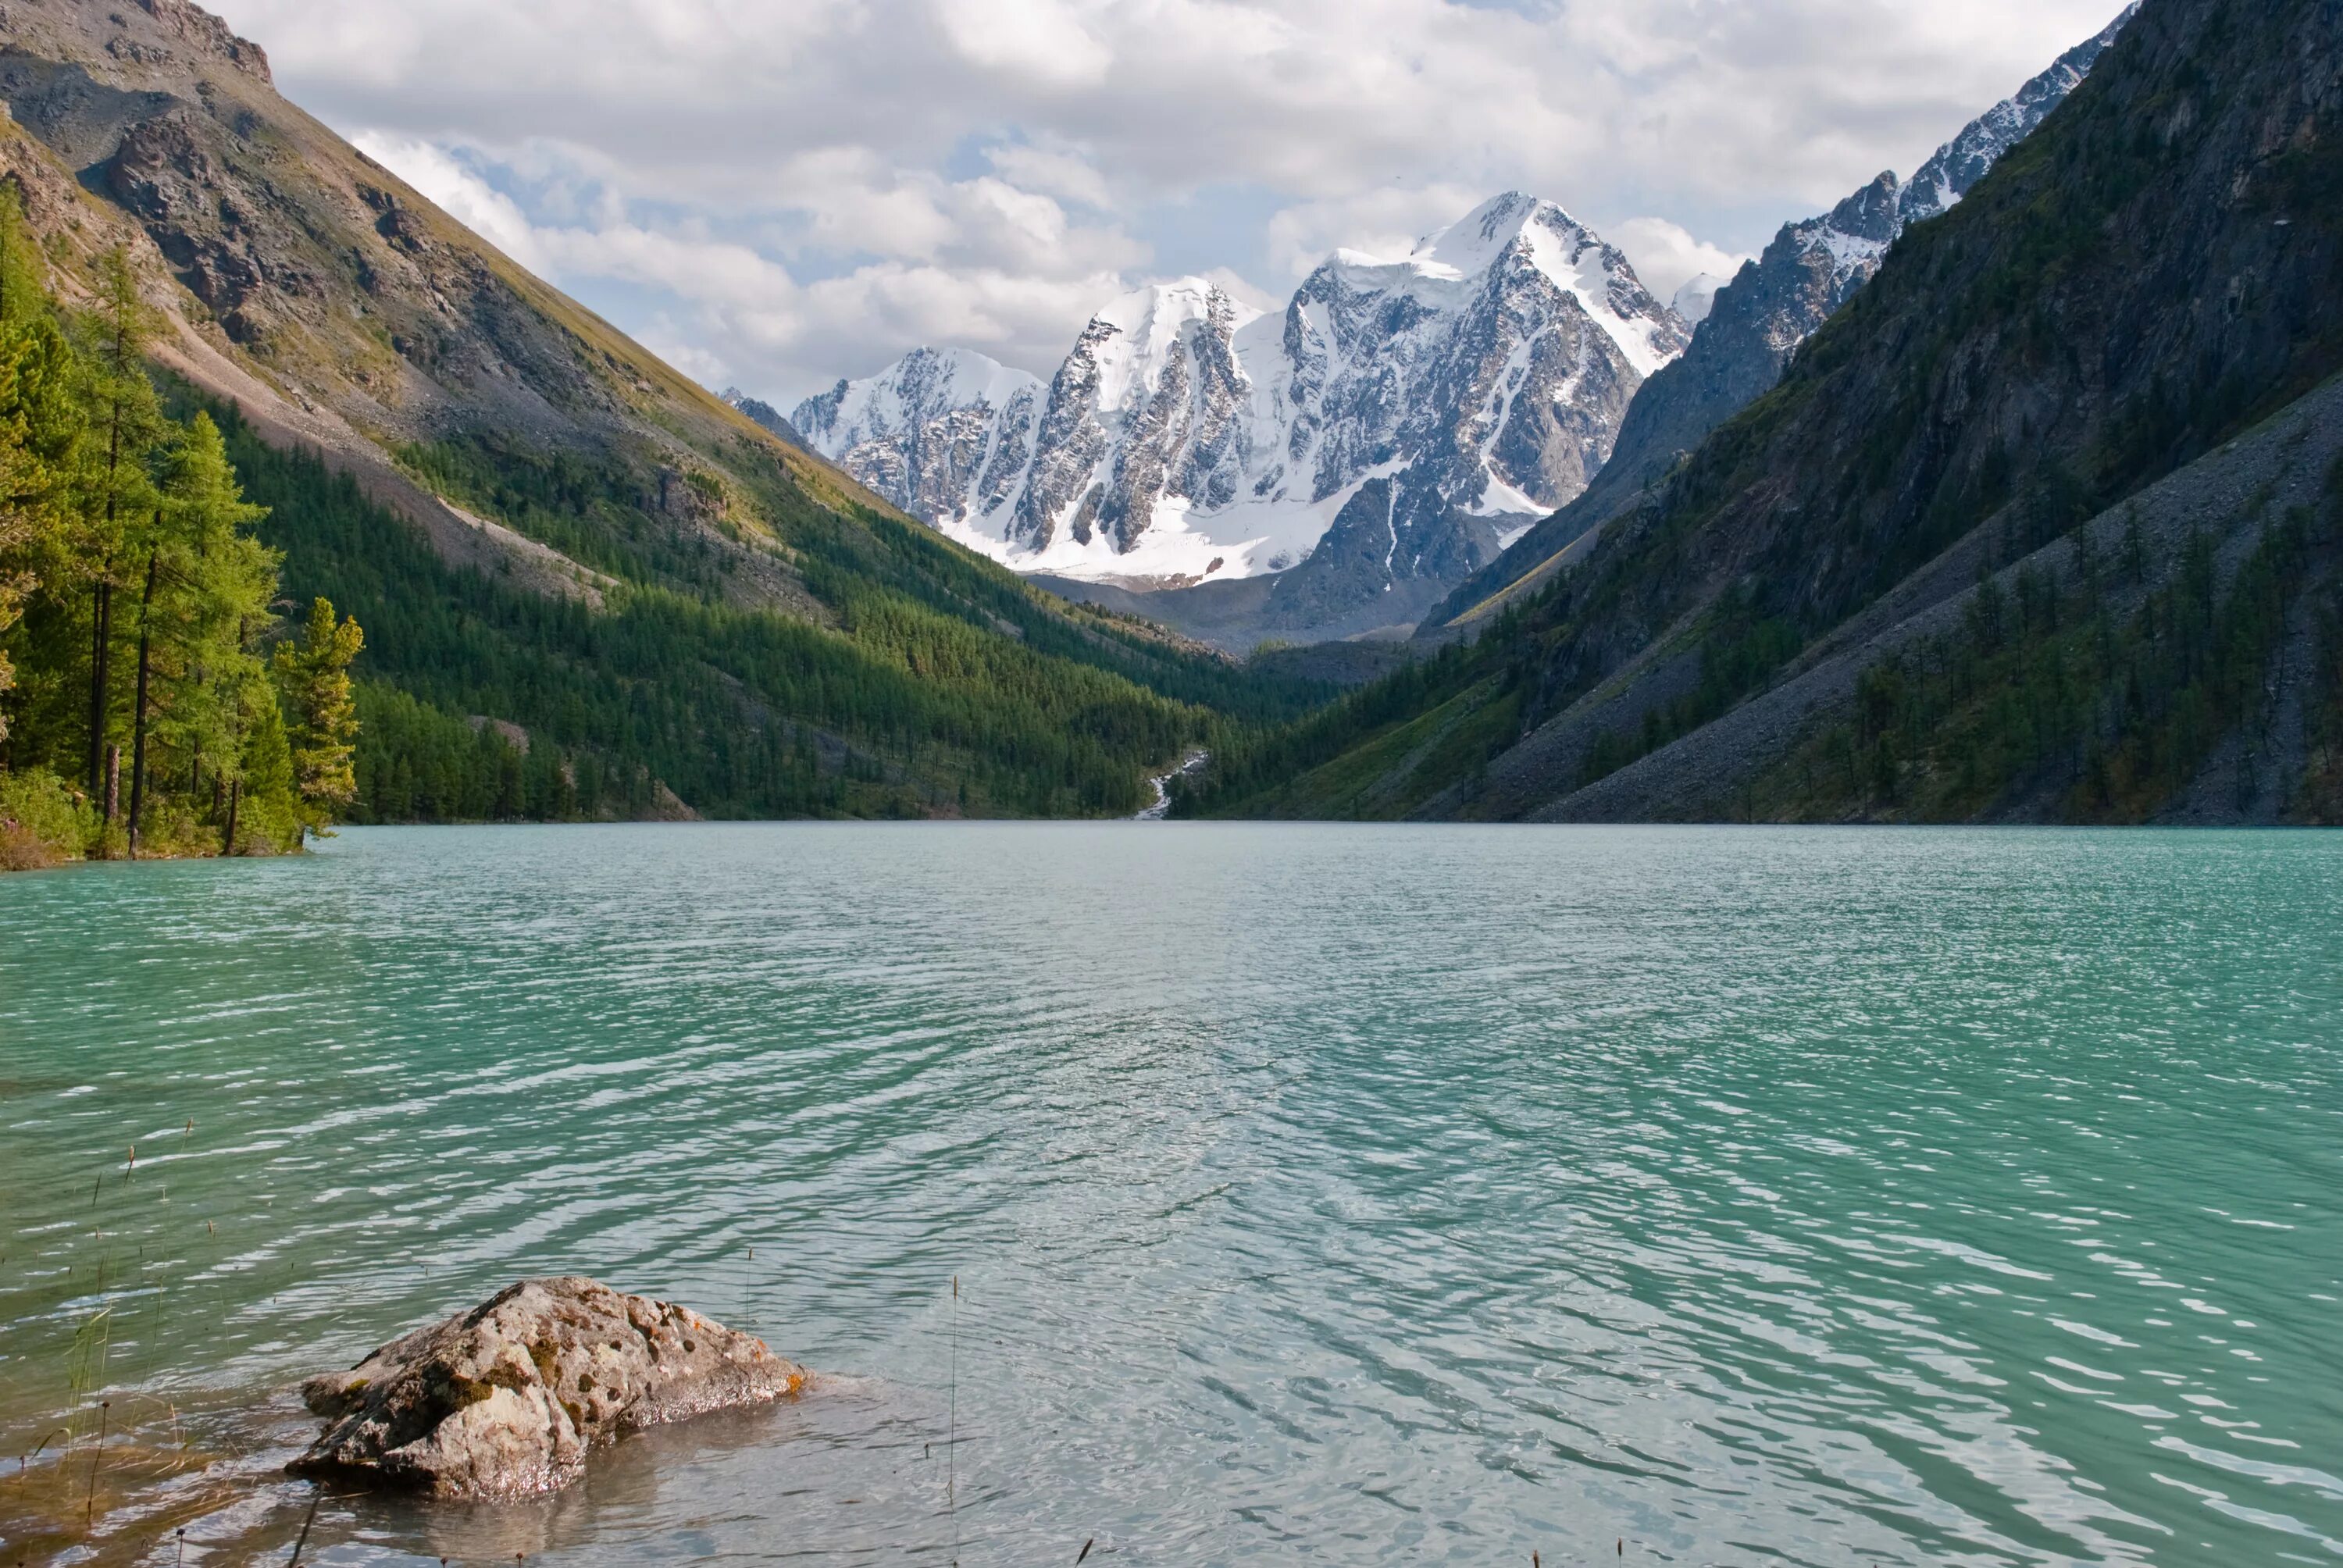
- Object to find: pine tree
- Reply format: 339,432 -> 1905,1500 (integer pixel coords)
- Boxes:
273,595 -> 363,836
226,678 -> 295,855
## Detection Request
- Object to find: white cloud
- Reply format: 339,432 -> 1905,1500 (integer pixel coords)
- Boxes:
933,0 -> 1113,87
984,144 -> 1116,212
351,132 -> 1136,401
1607,218 -> 1755,303
215,0 -> 2135,400
1263,184 -> 1492,279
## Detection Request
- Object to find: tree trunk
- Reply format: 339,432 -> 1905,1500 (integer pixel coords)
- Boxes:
85,573 -> 112,796
127,547 -> 158,858
90,370 -> 126,797
223,777 -> 240,857
105,743 -> 120,826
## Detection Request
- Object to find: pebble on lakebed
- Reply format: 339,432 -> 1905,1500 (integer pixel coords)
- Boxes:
289,1276 -> 807,1499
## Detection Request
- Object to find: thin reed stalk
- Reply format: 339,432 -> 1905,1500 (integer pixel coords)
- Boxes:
84,1399 -> 109,1531
949,1274 -> 959,1566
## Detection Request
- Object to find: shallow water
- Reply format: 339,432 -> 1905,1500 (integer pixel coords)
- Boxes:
2,823 -> 2338,1565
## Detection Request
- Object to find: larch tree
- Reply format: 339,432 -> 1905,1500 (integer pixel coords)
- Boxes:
75,248 -> 164,820
273,595 -> 363,838
127,411 -> 274,853
0,187 -> 65,751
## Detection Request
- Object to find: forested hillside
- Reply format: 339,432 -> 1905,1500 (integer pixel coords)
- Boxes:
1182,0 -> 2343,826
202,403 -> 1323,823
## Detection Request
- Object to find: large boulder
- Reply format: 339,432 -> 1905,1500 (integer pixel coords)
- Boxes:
290,1277 -> 806,1499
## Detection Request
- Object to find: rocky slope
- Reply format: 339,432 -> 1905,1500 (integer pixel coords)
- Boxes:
796,195 -> 1689,640
1425,7 -> 2136,633
1184,0 -> 2343,826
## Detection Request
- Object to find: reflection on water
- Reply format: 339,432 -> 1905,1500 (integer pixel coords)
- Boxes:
2,823 -> 2338,1565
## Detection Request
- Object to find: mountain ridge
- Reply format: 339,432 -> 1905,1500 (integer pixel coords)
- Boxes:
1423,5 -> 2138,633
1179,0 -> 2343,827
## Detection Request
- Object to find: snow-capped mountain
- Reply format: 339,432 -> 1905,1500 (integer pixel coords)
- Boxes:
1010,279 -> 1259,557
792,194 -> 1689,615
787,347 -> 1041,529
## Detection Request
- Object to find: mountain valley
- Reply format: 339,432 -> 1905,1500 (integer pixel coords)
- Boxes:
0,0 -> 1335,829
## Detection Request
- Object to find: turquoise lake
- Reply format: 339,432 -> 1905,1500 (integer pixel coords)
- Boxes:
2,823 -> 2338,1564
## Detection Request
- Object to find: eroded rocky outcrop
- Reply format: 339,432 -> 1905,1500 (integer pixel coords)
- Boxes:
291,1278 -> 806,1499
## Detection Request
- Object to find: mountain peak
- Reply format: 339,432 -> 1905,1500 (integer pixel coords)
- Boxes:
1089,276 -> 1257,339
1412,192 -> 1588,277
1825,172 -> 1904,245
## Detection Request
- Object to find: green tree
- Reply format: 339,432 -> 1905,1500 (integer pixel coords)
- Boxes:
0,345 -> 45,737
126,412 -> 275,853
0,188 -> 66,749
71,249 -> 164,810
273,595 -> 363,835
224,677 -> 296,854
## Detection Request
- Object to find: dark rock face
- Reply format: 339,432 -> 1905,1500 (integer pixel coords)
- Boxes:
130,0 -> 270,82
724,391 -> 809,451
291,1278 -> 806,1500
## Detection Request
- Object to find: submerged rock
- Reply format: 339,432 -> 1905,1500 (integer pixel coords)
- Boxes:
290,1277 -> 806,1499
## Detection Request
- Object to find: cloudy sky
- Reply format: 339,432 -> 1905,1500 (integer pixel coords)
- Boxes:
209,0 -> 2129,409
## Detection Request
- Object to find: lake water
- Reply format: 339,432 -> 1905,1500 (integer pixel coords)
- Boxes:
2,824 -> 2338,1566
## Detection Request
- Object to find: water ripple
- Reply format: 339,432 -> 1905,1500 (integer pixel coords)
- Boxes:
1,823 -> 2337,1565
